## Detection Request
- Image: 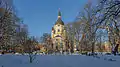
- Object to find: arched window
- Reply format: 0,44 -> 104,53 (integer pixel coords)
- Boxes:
54,30 -> 56,34
56,39 -> 58,41
58,29 -> 60,32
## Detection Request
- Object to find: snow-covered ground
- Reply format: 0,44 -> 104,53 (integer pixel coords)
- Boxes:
0,54 -> 120,67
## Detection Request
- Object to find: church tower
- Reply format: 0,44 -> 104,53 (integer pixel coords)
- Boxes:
51,9 -> 66,51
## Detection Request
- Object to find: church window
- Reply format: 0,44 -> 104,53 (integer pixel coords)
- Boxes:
54,30 -> 56,34
56,39 -> 58,41
58,29 -> 60,32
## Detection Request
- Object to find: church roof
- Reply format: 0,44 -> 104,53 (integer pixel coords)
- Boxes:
55,9 -> 64,25
55,18 -> 64,25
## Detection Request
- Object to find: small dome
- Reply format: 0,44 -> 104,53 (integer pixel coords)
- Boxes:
55,18 -> 64,25
55,9 -> 64,25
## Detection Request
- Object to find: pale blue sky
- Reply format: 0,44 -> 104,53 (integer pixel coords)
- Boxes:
13,0 -> 97,37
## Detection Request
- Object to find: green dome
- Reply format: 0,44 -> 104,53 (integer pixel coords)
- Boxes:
55,9 -> 64,25
55,18 -> 64,25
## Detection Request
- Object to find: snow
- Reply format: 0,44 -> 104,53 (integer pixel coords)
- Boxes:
0,55 -> 120,67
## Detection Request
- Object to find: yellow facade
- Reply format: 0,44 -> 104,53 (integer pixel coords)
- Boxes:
51,9 -> 66,51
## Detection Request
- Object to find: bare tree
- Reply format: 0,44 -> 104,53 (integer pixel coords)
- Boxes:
95,0 -> 120,52
16,22 -> 28,53
23,36 -> 38,63
75,1 -> 99,54
96,29 -> 107,52
40,33 -> 51,53
65,23 -> 76,53
96,0 -> 120,37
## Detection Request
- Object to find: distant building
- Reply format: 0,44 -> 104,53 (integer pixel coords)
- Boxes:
19,23 -> 28,33
102,41 -> 120,52
51,9 -> 66,51
104,41 -> 111,52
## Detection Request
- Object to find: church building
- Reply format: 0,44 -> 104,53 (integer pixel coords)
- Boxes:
51,9 -> 66,51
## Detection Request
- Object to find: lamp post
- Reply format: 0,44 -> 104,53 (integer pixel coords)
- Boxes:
0,33 -> 2,50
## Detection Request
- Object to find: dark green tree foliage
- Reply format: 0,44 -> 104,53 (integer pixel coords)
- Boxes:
0,0 -> 20,50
